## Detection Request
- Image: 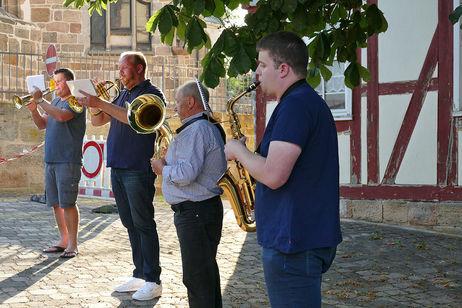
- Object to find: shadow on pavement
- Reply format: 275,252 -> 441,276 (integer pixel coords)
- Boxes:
0,197 -> 118,304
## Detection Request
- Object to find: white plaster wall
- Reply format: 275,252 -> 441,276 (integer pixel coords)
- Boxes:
378,0 -> 438,83
395,92 -> 437,184
459,130 -> 462,184
373,93 -> 437,184
338,133 -> 350,184
361,96 -> 367,184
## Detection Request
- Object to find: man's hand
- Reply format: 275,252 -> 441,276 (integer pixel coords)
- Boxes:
151,158 -> 166,175
31,86 -> 43,102
77,90 -> 104,108
224,138 -> 247,161
27,100 -> 38,112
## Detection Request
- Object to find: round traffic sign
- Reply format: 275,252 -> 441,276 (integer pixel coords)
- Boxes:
82,141 -> 103,178
45,44 -> 57,77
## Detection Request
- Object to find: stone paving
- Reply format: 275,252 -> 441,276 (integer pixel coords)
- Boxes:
0,194 -> 461,307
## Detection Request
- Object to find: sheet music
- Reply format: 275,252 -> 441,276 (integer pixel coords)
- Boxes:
67,79 -> 98,98
26,75 -> 46,93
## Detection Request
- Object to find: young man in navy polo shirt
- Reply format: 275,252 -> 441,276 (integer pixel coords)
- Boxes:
224,31 -> 343,307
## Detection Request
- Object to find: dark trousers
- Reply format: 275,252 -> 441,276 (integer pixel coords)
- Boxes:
172,196 -> 223,308
262,246 -> 337,308
111,168 -> 161,283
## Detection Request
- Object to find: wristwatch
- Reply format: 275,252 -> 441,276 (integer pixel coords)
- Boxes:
37,98 -> 43,104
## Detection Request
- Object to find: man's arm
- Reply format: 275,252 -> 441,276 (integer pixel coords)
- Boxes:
78,91 -> 128,126
225,140 -> 301,190
27,101 -> 47,129
36,98 -> 74,122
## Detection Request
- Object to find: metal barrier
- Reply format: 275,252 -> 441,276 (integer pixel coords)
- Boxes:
1,45 -> 255,114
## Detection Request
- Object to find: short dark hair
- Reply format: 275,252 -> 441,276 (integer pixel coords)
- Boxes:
256,31 -> 308,78
54,68 -> 75,80
120,51 -> 147,74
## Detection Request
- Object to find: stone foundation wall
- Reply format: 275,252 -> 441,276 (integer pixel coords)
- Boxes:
340,199 -> 462,235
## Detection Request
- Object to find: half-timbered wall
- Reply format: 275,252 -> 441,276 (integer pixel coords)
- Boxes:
256,0 -> 462,234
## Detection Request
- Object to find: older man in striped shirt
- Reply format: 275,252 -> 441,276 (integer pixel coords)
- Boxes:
151,80 -> 227,308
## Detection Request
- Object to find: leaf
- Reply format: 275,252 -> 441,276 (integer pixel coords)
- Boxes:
307,67 -> 321,88
320,64 -> 332,82
331,5 -> 340,24
270,0 -> 283,11
186,18 -> 205,47
145,9 -> 162,33
62,0 -> 74,7
212,0 -> 225,17
358,64 -> 371,82
161,28 -> 175,46
222,29 -> 239,56
344,62 -> 360,89
281,0 -> 297,14
229,45 -> 252,74
449,5 -> 462,25
194,0 -> 205,15
176,17 -> 187,41
158,9 -> 173,34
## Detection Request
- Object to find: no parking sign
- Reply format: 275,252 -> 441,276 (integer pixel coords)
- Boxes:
82,140 -> 103,178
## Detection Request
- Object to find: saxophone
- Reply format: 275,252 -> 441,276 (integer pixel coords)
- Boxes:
218,81 -> 260,232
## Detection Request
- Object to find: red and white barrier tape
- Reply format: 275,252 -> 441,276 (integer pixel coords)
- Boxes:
0,141 -> 44,164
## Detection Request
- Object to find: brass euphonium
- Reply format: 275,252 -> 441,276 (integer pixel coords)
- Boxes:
127,93 -> 174,159
218,81 -> 260,232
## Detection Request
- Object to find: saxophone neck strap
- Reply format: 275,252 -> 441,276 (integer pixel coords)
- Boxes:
176,113 -> 226,143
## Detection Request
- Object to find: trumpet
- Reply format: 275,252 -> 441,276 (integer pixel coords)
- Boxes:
68,80 -> 121,115
12,88 -> 54,109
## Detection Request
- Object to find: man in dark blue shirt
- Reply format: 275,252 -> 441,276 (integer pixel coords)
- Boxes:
224,31 -> 342,307
79,52 -> 165,301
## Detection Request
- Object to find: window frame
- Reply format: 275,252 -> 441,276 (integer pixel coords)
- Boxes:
90,0 -> 152,51
315,61 -> 353,120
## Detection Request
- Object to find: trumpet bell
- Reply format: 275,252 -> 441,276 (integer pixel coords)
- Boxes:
12,94 -> 31,109
127,94 -> 166,134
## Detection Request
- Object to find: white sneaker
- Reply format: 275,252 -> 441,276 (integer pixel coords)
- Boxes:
114,277 -> 145,292
132,282 -> 162,301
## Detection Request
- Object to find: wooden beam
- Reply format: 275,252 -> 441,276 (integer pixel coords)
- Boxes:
381,27 -> 439,184
367,26 -> 379,184
341,184 -> 462,202
350,49 -> 362,184
437,0 -> 456,185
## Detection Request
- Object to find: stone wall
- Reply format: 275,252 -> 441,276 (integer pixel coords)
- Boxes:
340,199 -> 462,235
0,110 -> 255,193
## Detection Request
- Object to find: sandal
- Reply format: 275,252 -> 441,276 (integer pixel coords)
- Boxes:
60,250 -> 78,258
43,245 -> 66,253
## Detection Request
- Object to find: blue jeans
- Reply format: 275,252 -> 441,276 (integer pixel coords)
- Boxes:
262,246 -> 337,308
111,168 -> 161,283
172,196 -> 223,308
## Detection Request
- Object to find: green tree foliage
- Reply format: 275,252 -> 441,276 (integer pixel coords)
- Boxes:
64,0 -> 388,89
450,5 -> 462,26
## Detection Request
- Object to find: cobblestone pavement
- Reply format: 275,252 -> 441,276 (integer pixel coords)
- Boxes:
0,194 -> 460,307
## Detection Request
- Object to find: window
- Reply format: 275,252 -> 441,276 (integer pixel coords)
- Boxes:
90,0 -> 152,51
314,61 -> 352,120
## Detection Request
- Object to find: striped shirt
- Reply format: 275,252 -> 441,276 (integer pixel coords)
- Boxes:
161,113 -> 227,205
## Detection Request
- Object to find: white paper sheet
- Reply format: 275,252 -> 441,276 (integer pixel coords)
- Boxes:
67,79 -> 98,98
26,75 -> 46,93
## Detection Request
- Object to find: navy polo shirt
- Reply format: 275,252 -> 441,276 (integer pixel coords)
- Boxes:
106,79 -> 166,171
255,80 -> 342,254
